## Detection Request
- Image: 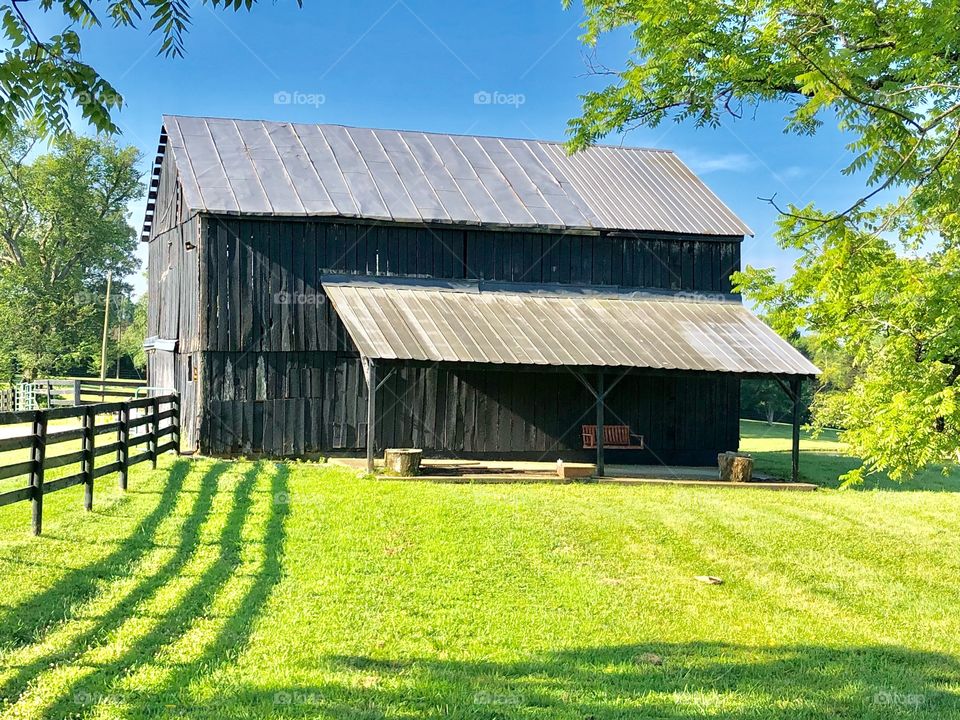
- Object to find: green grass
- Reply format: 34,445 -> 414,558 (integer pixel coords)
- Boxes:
0,413 -> 153,496
1,433 -> 959,718
741,419 -> 960,491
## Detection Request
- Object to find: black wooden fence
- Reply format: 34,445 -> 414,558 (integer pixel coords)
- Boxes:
0,394 -> 180,535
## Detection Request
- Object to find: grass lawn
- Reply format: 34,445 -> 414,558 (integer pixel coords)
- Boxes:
1,429 -> 959,718
741,419 -> 960,491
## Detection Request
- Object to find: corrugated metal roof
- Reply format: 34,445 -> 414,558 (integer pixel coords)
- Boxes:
322,276 -> 819,376
151,115 -> 752,237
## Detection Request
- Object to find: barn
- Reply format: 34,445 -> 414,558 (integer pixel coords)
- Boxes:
143,115 -> 818,476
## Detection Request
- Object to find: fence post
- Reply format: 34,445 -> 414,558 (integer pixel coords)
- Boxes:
150,397 -> 160,468
82,406 -> 95,511
30,410 -> 47,536
45,381 -> 51,409
172,395 -> 181,455
73,379 -> 81,406
118,402 -> 130,490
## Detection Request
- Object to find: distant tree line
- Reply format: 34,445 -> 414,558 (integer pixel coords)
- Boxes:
0,122 -> 145,383
741,338 -> 851,429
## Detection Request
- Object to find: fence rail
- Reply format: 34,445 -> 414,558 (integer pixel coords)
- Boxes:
0,393 -> 180,535
29,378 -> 148,408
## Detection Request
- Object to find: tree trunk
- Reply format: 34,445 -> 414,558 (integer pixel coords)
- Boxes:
718,452 -> 754,483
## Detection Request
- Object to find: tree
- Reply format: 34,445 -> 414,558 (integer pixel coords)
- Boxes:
0,123 -> 142,379
0,0 -> 298,138
742,379 -> 795,425
118,292 -> 148,373
568,0 -> 960,483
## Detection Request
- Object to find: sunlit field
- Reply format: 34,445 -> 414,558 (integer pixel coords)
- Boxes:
1,428 -> 958,718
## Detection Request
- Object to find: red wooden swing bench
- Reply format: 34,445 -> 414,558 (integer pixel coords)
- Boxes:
581,424 -> 645,450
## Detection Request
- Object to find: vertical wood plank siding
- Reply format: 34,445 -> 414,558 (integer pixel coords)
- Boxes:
200,354 -> 739,464
146,147 -> 201,449
199,218 -> 741,355
184,216 -> 741,460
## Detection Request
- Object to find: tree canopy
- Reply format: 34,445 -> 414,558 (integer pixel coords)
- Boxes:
0,0 -> 297,137
569,0 -> 960,482
0,124 -> 142,378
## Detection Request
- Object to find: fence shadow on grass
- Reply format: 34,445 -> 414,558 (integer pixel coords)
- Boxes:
0,460 -> 229,705
119,463 -> 291,717
216,642 -> 959,719
34,461 -> 289,720
0,458 -> 193,652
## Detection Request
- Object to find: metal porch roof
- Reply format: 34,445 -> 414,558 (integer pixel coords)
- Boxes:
147,115 -> 752,239
321,276 -> 819,376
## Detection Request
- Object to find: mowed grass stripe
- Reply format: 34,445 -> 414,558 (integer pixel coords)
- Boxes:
687,489 -> 960,608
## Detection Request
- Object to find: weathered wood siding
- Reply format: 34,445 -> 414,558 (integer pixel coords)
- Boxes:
193,216 -> 742,460
199,217 -> 741,355
202,355 -> 739,464
146,147 -> 201,449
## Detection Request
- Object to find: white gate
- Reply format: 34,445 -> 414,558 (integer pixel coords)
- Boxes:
16,382 -> 35,411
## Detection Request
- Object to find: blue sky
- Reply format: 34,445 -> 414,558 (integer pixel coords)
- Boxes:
37,0 -> 864,295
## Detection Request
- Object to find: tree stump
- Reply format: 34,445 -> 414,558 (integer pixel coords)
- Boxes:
718,452 -> 754,483
384,448 -> 423,476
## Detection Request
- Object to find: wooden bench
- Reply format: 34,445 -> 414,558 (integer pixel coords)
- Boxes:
582,425 -> 645,450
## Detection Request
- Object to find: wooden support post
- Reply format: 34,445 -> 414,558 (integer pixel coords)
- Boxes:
73,378 -> 81,406
82,406 -> 95,511
150,397 -> 160,468
173,395 -> 181,455
596,371 -> 605,477
118,402 -> 130,491
99,269 -> 112,403
365,358 -> 376,473
791,377 -> 802,483
30,410 -> 47,536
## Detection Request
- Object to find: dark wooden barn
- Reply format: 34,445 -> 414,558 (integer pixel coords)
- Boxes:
143,115 -> 817,475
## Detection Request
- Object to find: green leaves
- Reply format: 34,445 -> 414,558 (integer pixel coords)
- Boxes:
0,0 -> 279,138
571,0 -> 960,481
0,124 -> 143,376
148,0 -> 192,56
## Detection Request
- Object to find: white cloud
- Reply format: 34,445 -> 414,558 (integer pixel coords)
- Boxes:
774,165 -> 807,181
680,150 -> 760,175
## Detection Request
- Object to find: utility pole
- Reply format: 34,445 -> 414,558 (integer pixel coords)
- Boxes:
100,271 -> 113,391
116,291 -> 124,379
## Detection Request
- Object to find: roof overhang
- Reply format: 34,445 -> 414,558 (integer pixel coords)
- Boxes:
321,275 -> 819,377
